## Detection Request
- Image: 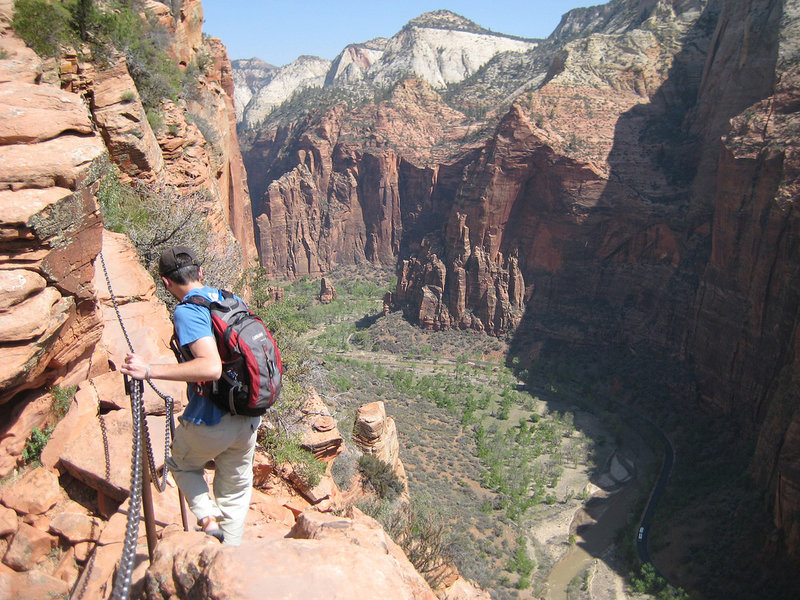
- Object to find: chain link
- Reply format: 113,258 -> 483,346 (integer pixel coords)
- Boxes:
110,379 -> 144,600
99,250 -> 174,491
98,251 -> 179,599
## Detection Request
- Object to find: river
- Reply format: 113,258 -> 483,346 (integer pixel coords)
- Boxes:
545,481 -> 640,599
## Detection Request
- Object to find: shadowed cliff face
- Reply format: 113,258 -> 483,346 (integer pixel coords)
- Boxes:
512,0 -> 800,574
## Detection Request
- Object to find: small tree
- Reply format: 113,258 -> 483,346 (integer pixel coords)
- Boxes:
12,0 -> 73,56
358,454 -> 404,501
381,501 -> 452,590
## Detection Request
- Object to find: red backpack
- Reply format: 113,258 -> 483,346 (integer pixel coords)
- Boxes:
174,290 -> 283,416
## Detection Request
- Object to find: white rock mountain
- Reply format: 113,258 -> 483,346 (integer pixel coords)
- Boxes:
237,55 -> 331,129
235,10 -> 538,129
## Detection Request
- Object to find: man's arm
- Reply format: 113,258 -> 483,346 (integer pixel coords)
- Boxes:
120,336 -> 222,382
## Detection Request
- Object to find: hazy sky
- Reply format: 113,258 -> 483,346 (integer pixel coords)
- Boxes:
201,1 -> 597,66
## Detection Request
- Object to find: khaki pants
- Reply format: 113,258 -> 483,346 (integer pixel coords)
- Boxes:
166,413 -> 261,546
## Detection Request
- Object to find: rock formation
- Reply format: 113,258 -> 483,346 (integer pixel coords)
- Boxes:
352,401 -> 408,494
235,10 -> 537,129
0,18 -> 108,495
318,276 -> 336,304
242,81 -> 469,278
238,55 -> 332,129
0,5 -> 487,598
59,0 -> 258,271
144,509 -> 437,600
231,57 -> 277,123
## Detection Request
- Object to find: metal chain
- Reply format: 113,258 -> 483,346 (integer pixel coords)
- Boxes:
110,378 -> 144,600
99,250 -> 174,491
99,413 -> 111,482
90,379 -> 112,482
98,250 -> 179,599
70,548 -> 96,600
69,509 -> 104,599
140,399 -> 171,492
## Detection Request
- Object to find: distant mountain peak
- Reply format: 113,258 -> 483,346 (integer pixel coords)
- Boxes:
406,10 -> 487,34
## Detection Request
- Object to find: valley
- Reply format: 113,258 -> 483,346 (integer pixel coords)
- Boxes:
2,0 -> 799,597
260,265 -> 671,599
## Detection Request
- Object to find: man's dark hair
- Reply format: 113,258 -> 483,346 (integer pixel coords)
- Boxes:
159,246 -> 201,284
166,263 -> 201,285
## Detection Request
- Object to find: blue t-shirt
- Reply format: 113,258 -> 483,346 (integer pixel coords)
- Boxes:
174,286 -> 227,426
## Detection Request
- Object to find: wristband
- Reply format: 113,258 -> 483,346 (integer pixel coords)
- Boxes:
145,364 -> 152,381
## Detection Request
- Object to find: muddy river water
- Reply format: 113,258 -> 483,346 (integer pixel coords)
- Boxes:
545,481 -> 640,599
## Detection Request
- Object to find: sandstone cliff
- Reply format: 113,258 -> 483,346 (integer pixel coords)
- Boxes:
60,0 -> 258,272
0,2 -> 485,598
236,0 -> 800,580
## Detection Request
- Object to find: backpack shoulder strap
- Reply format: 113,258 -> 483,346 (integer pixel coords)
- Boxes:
181,294 -> 212,309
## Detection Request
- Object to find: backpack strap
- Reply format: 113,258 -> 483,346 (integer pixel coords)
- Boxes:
180,290 -> 236,311
181,294 -> 213,309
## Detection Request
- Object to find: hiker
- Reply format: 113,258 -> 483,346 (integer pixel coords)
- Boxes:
119,246 -> 260,546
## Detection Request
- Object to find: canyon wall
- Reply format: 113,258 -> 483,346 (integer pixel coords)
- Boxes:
239,0 -> 800,568
0,0 -> 257,436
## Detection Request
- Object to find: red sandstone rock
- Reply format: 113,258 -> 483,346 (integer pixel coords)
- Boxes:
0,82 -> 93,144
40,383 -> 98,471
441,576 -> 492,600
0,270 -> 46,311
145,521 -> 437,600
93,231 -> 188,413
52,546 -> 79,588
352,401 -> 409,495
248,489 -> 295,528
0,506 -> 17,537
0,134 -> 106,191
89,58 -> 165,179
0,287 -> 62,343
70,540 -> 136,600
0,391 -> 52,477
49,512 -> 103,544
2,523 -> 56,571
0,570 -> 70,600
319,276 -> 337,304
295,389 -> 343,465
59,408 -> 167,501
0,467 -> 61,516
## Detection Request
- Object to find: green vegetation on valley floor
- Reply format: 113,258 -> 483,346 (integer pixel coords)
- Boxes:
252,265 -> 674,600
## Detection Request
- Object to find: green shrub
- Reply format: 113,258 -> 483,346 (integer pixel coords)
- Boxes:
97,169 -> 242,304
51,384 -> 77,419
330,447 -> 358,490
120,90 -> 136,103
362,498 -> 452,590
358,453 -> 404,500
146,108 -> 164,133
22,426 -> 53,464
259,425 -> 324,488
12,0 -> 73,57
94,2 -> 181,109
14,0 -> 181,110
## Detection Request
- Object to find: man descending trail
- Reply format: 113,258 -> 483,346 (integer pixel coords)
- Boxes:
120,246 -> 260,545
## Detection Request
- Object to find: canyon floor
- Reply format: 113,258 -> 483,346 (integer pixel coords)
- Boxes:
277,265 -> 667,599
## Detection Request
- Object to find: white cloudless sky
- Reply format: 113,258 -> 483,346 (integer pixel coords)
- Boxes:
201,1 -> 598,66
